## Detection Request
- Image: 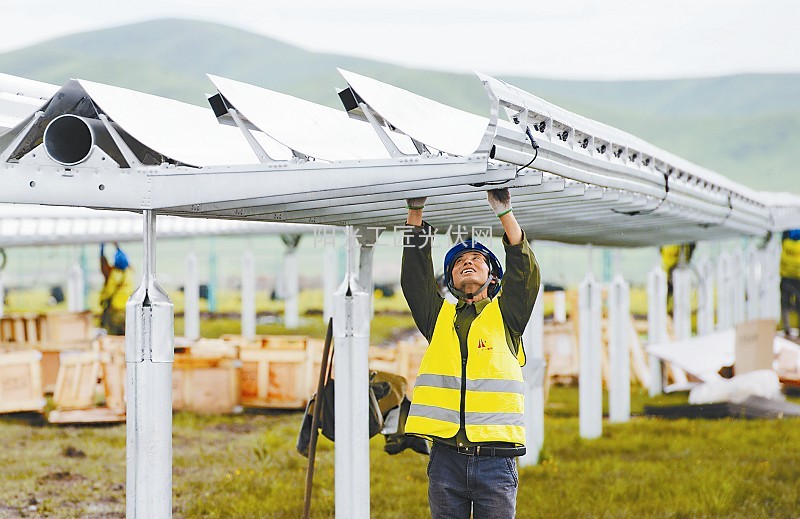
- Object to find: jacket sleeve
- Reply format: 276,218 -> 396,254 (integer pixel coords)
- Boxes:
498,231 -> 541,336
400,222 -> 444,342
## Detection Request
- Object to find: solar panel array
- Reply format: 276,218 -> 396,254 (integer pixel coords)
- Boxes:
0,69 -> 797,247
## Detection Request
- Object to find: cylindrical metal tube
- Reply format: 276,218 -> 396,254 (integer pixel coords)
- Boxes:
490,144 -> 536,168
43,114 -> 125,166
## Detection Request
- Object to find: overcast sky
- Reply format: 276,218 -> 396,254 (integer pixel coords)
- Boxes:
0,0 -> 797,80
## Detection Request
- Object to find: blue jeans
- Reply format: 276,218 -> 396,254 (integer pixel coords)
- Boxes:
427,442 -> 519,519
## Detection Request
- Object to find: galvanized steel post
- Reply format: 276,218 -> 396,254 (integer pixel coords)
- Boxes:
716,253 -> 732,330
647,266 -> 667,396
732,250 -> 746,324
323,242 -> 338,322
745,246 -> 761,321
207,239 -> 218,313
333,226 -> 377,518
282,234 -> 302,329
184,253 -> 200,340
579,273 -> 602,439
608,274 -> 630,423
696,259 -> 715,336
553,290 -> 567,323
764,239 -> 781,320
67,263 -> 85,312
125,210 -> 174,518
241,250 -> 256,340
520,283 -> 545,467
672,267 -> 692,341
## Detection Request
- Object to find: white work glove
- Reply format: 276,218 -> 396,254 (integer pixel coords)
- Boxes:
487,188 -> 512,217
406,196 -> 427,210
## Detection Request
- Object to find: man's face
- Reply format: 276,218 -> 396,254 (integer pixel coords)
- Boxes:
451,251 -> 490,291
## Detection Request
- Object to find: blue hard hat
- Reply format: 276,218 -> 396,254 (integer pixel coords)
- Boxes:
788,229 -> 800,241
114,248 -> 129,270
443,239 -> 502,299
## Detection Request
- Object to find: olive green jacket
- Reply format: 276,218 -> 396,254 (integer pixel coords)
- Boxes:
401,223 -> 540,446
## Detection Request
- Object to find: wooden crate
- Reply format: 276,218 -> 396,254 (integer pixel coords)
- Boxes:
181,338 -> 239,359
48,407 -> 126,424
263,335 -> 307,350
306,338 -> 329,396
98,337 -> 126,413
38,311 -> 93,343
22,314 -> 40,343
52,351 -> 102,410
0,313 -> 42,343
173,355 -> 241,414
396,339 -> 428,396
38,341 -> 94,394
0,316 -> 27,343
39,350 -> 61,394
221,334 -> 310,351
368,345 -> 399,376
220,334 -> 261,350
48,342 -> 126,424
0,349 -> 45,414
239,348 -> 310,408
543,321 -> 580,383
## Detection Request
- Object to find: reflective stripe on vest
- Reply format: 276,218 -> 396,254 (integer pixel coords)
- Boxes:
405,298 -> 526,445
414,374 -> 525,394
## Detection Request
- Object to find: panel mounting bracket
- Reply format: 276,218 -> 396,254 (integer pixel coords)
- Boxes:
228,107 -> 277,164
98,113 -> 142,168
358,101 -> 413,159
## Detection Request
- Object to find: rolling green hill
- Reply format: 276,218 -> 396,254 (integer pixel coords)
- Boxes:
0,18 -> 797,193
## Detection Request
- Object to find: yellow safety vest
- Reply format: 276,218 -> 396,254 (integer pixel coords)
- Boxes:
99,268 -> 135,312
661,245 -> 681,273
781,238 -> 800,279
405,298 -> 526,445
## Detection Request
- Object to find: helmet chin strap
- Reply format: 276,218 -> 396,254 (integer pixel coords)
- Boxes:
452,275 -> 495,301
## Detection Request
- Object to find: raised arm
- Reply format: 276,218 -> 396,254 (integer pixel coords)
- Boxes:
487,188 -> 523,245
488,188 -> 541,335
401,196 -> 444,341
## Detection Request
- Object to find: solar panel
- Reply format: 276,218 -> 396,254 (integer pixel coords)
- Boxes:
208,74 -> 417,161
338,68 -> 491,157
0,70 -> 796,247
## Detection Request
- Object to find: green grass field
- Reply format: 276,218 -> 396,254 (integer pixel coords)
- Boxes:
2,387 -> 799,518
2,295 -> 799,517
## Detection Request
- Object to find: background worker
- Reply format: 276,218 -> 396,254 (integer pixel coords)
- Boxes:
401,188 -> 540,519
99,242 -> 134,335
780,230 -> 800,337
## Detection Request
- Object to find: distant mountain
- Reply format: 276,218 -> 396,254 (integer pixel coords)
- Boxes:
0,18 -> 797,193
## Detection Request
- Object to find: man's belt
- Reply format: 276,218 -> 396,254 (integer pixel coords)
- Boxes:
441,443 -> 526,458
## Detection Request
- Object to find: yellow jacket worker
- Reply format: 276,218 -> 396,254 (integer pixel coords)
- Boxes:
780,230 -> 800,336
99,243 -> 134,335
401,188 -> 540,519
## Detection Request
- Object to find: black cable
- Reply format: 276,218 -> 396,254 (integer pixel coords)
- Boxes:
698,193 -> 734,228
516,147 -> 539,173
612,170 -> 671,216
516,126 -> 540,173
469,178 -> 515,187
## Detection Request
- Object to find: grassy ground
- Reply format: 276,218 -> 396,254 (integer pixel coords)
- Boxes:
3,291 -> 799,517
1,387 -> 799,518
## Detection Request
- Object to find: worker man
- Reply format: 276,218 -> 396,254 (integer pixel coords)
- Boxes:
99,242 -> 134,335
780,230 -> 800,337
401,188 -> 540,518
